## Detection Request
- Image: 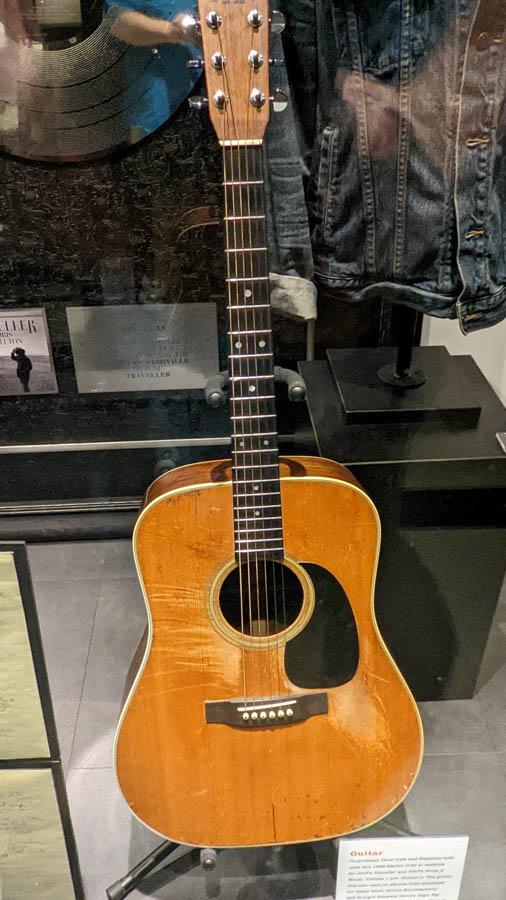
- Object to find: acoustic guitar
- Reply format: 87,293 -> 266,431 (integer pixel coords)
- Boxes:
114,0 -> 423,847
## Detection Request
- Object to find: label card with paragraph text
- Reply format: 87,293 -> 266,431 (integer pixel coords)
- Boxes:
336,835 -> 469,900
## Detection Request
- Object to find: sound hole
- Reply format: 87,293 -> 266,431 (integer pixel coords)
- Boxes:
219,561 -> 304,636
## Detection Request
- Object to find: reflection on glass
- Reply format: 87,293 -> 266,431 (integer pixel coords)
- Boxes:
0,0 -> 201,160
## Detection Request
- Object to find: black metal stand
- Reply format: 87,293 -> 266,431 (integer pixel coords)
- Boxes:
327,340 -> 482,426
106,842 -> 219,899
106,841 -> 179,899
204,366 -> 306,407
377,308 -> 426,389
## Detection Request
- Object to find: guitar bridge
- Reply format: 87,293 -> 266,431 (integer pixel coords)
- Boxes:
205,693 -> 328,728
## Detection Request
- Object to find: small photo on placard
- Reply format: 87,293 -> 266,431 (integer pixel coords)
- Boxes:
66,303 -> 219,393
0,309 -> 58,395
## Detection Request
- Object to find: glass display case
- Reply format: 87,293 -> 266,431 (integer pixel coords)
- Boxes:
0,1 -> 505,899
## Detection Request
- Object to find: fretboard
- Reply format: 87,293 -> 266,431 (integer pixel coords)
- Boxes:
223,143 -> 283,562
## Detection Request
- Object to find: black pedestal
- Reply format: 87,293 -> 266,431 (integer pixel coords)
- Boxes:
300,352 -> 506,701
328,346 -> 481,425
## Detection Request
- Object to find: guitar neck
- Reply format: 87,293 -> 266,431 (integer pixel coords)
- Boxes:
224,143 -> 283,562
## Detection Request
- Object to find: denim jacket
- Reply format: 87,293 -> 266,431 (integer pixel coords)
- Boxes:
277,0 -> 506,334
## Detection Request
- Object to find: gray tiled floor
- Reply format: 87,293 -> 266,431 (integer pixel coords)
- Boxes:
28,541 -> 506,900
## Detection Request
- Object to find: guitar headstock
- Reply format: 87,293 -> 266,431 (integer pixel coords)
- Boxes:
196,0 -> 271,144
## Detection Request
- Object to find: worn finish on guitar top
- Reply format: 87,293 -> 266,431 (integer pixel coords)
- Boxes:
115,456 -> 423,847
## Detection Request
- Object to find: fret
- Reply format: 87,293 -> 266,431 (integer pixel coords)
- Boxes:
226,248 -> 268,254
229,370 -> 274,381
228,305 -> 270,312
237,548 -> 284,556
228,330 -> 271,336
229,353 -> 272,362
227,277 -> 269,283
234,515 -> 283,522
234,506 -> 281,519
231,397 -> 274,404
230,412 -> 276,420
233,484 -> 281,492
232,450 -> 277,456
224,180 -> 264,186
235,536 -> 284,544
237,519 -> 283,534
225,214 -> 265,221
232,464 -> 279,471
232,431 -> 277,440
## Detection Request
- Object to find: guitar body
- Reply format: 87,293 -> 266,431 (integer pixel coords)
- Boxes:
115,455 -> 423,847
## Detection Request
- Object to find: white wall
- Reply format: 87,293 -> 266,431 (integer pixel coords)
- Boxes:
421,315 -> 506,406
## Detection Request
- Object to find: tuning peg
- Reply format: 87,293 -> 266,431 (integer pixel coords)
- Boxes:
188,95 -> 208,111
270,89 -> 288,112
186,58 -> 204,69
270,10 -> 286,34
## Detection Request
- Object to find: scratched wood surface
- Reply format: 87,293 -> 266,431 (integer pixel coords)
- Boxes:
115,457 -> 423,847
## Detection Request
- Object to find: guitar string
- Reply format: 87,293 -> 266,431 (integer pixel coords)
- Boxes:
243,34 -> 282,701
240,86 -> 267,702
247,44 -> 280,697
246,57 -> 283,701
244,131 -> 273,702
218,28 -> 257,702
220,89 -> 249,708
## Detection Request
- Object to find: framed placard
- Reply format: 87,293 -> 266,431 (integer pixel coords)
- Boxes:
336,836 -> 469,900
0,309 -> 58,395
0,544 -> 84,900
66,303 -> 219,393
0,551 -> 50,759
0,768 -> 77,900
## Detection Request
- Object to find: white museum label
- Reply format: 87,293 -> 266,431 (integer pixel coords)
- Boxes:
336,836 -> 469,900
67,303 -> 219,393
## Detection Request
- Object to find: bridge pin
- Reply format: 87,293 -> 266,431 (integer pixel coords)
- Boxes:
277,709 -> 285,718
286,708 -> 294,717
251,711 -> 258,720
269,710 -> 276,719
242,712 -> 250,721
260,711 -> 267,720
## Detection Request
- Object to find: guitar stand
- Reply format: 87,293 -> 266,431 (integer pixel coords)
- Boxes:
204,366 -> 307,407
106,842 -> 218,899
376,308 -> 425,389
106,817 -> 419,898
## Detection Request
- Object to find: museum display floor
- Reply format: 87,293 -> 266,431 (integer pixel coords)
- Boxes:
27,540 -> 506,900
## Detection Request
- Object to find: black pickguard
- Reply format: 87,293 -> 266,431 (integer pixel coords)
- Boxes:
285,563 -> 359,688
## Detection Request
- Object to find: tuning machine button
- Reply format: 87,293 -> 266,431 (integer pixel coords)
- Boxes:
211,52 -> 227,71
250,88 -> 267,108
206,10 -> 222,30
270,10 -> 286,34
188,95 -> 208,111
270,89 -> 288,112
213,90 -> 227,110
247,9 -> 264,28
248,50 -> 264,70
